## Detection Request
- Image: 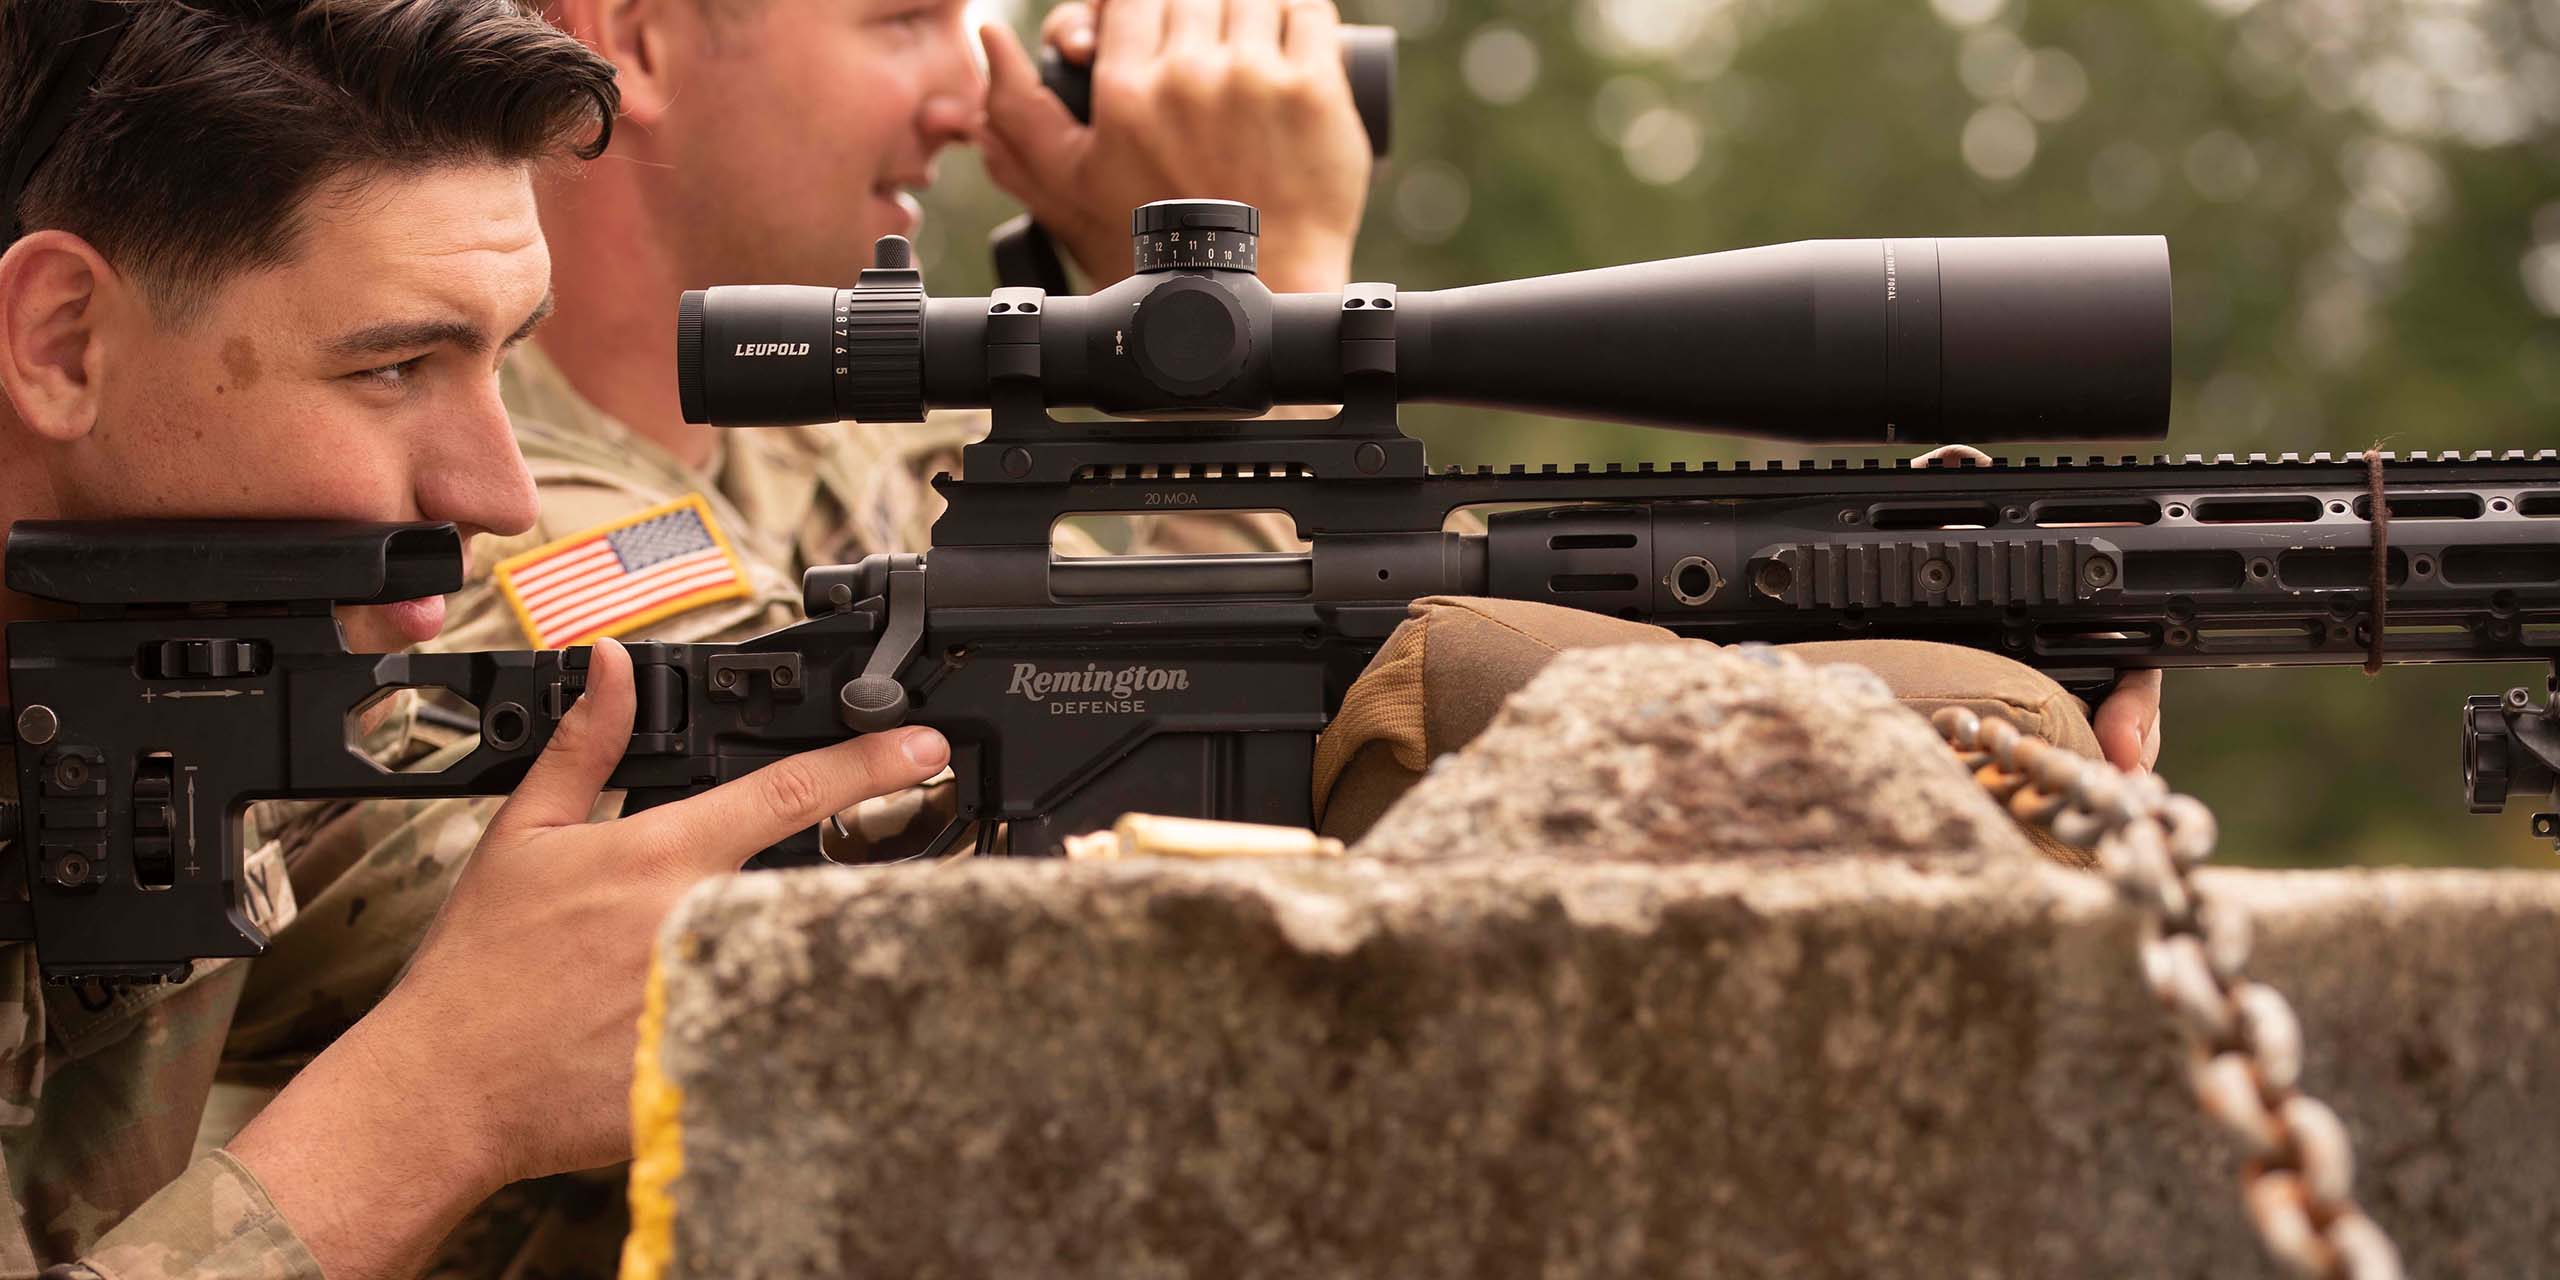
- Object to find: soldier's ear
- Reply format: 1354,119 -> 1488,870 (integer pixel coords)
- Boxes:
0,229 -> 116,443
561,0 -> 685,128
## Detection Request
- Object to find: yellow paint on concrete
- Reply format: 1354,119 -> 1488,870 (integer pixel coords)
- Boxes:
618,949 -> 684,1280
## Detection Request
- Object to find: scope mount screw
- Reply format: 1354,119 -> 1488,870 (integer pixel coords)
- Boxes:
44,851 -> 93,890
1002,447 -> 1033,478
1356,442 -> 1387,474
16,705 -> 58,746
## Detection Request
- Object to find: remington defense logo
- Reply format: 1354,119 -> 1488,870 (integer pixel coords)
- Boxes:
733,342 -> 811,357
1008,662 -> 1189,715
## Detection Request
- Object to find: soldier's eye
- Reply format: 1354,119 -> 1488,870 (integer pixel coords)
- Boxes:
348,355 -> 429,389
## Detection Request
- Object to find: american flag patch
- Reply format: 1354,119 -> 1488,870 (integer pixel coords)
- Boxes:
493,495 -> 751,648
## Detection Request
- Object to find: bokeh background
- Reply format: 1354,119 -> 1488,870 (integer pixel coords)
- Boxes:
927,0 -> 2560,868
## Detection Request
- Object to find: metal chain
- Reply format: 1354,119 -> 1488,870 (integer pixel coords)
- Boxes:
1929,706 -> 2406,1280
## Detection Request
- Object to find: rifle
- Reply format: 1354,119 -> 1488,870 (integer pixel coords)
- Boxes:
9,201 -> 2558,984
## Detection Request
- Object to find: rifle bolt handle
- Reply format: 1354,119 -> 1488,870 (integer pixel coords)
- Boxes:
838,676 -> 909,734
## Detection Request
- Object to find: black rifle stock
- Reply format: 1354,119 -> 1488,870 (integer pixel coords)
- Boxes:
10,206 -> 2560,983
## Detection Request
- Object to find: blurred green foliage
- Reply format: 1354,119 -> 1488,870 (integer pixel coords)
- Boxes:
928,0 -> 2560,868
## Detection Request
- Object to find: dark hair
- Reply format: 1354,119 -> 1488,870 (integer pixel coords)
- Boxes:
1,0 -> 618,317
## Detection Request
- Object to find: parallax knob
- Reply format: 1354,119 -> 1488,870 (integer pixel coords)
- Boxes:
1127,275 -> 1251,398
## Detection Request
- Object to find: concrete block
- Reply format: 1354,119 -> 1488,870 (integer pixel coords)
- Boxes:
631,856 -> 2560,1278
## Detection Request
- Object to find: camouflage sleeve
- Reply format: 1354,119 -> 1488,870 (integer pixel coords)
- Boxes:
39,1151 -> 321,1280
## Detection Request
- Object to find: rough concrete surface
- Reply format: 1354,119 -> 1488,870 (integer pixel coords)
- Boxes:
1356,643 -> 2038,865
647,859 -> 2560,1279
642,645 -> 2560,1277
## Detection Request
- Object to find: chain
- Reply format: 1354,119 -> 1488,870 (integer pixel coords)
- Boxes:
1930,707 -> 2405,1280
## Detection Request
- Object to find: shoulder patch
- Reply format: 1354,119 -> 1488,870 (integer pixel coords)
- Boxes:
493,494 -> 751,648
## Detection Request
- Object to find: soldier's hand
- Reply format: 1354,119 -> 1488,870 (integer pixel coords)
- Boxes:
978,0 -> 1372,293
229,638 -> 948,1277
2092,669 -> 2164,773
1916,444 -> 2164,772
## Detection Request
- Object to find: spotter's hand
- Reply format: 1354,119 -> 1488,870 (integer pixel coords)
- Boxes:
978,0 -> 1371,293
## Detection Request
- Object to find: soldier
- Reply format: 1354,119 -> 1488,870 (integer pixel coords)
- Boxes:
0,2 -> 949,1275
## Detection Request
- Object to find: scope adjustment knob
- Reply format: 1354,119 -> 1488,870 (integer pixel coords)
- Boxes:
1132,198 -> 1259,275
2467,694 -> 2516,813
1127,275 -> 1252,399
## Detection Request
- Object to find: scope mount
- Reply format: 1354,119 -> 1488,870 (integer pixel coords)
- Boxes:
953,197 -> 1426,491
982,200 -> 1411,496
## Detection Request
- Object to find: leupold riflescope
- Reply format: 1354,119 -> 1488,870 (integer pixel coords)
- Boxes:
686,199 -> 2172,443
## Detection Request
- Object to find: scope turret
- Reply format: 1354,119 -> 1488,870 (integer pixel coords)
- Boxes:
679,201 -> 2172,443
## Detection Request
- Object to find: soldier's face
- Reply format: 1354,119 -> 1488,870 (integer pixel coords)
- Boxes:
652,0 -> 983,288
46,164 -> 549,652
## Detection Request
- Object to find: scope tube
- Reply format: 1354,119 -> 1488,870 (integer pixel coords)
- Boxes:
1390,237 -> 2169,442
681,234 -> 2171,443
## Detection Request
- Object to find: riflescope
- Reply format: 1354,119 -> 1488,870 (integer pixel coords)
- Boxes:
684,199 -> 2172,444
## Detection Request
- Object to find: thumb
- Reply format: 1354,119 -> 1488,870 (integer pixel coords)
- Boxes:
485,637 -> 637,838
979,21 -> 1082,196
1914,444 -> 1993,468
1040,1 -> 1098,64
2092,668 -> 2163,774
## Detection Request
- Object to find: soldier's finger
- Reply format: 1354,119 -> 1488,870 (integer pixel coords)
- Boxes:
980,23 -> 1082,191
1163,0 -> 1220,53
974,116 -> 1039,198
2093,668 -> 2164,773
486,638 -> 636,837
630,727 -> 951,874
1042,1 -> 1098,63
1097,0 -> 1164,62
1280,0 -> 1340,71
1915,444 -> 1993,467
1227,0 -> 1282,57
